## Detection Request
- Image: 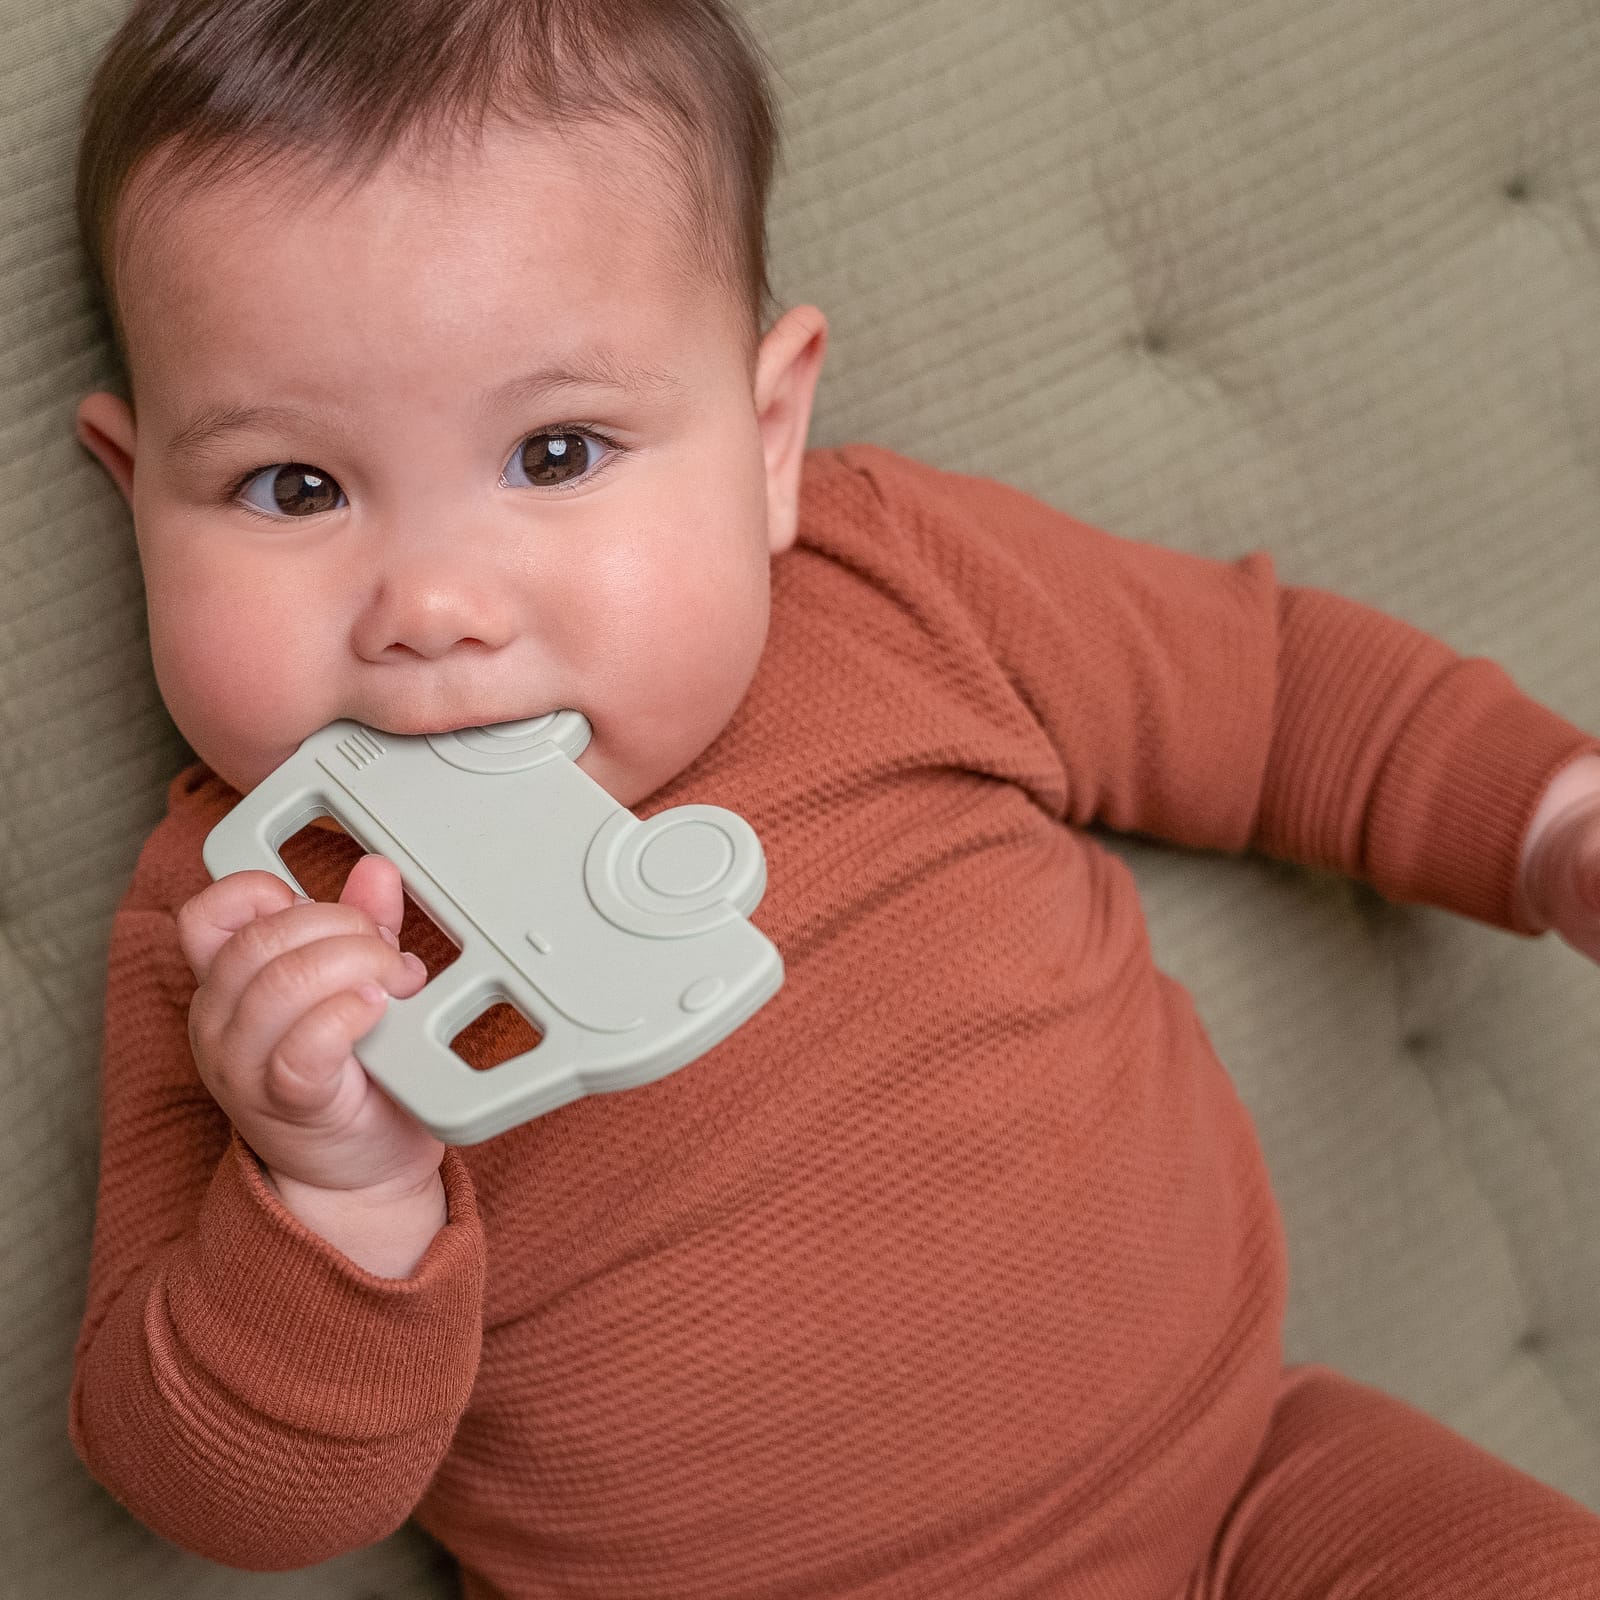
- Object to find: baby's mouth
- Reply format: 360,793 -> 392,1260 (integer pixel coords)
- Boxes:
363,711 -> 566,739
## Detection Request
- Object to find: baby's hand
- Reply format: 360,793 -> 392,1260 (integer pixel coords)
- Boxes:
1518,756 -> 1600,965
176,854 -> 441,1201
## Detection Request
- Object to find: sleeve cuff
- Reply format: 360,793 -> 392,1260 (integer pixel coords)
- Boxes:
163,1131 -> 486,1436
1365,657 -> 1600,935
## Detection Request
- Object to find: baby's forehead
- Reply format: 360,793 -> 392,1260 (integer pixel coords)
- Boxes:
118,117 -> 728,330
114,131 -> 751,417
123,131 -> 736,374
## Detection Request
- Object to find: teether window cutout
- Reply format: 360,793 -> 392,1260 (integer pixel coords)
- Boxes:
204,710 -> 783,1144
451,1002 -> 545,1072
230,427 -> 620,520
278,814 -> 551,1071
278,816 -> 463,984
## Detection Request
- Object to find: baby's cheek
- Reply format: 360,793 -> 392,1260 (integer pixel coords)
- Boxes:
147,581 -> 328,757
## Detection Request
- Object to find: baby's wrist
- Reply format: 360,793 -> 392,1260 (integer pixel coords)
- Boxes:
260,1161 -> 449,1279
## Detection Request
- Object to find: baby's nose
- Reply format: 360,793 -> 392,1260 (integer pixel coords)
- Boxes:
353,569 -> 519,662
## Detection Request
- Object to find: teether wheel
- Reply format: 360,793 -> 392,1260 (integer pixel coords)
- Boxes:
584,805 -> 767,938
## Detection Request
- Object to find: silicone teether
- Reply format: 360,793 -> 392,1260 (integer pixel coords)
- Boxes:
201,712 -> 783,1143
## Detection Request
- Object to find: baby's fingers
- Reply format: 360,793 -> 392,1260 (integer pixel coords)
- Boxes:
177,870 -> 302,983
260,983 -> 392,1120
211,932 -> 420,1100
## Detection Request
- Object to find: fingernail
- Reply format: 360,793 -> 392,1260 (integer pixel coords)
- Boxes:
293,894 -> 314,905
403,952 -> 427,979
378,925 -> 400,948
358,982 -> 388,1006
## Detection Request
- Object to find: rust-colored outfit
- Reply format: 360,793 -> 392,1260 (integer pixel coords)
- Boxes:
71,446 -> 1600,1597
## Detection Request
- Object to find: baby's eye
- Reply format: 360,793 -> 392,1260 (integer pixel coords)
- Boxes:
230,430 -> 615,519
503,429 -> 614,491
236,463 -> 347,519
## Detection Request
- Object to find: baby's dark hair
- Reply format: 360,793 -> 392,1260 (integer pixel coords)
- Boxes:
76,0 -> 783,371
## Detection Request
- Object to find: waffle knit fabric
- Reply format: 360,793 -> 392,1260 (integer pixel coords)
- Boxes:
1181,1363 -> 1600,1598
70,445 -> 1600,1598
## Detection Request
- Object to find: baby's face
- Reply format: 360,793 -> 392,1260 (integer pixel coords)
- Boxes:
76,119 -> 826,808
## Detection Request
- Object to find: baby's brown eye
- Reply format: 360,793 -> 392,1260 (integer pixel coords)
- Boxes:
514,432 -> 603,488
238,463 -> 345,518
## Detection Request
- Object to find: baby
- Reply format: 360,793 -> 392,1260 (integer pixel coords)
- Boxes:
66,1 -> 1600,1597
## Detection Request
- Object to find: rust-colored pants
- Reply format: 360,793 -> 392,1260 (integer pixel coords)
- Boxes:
1183,1363 -> 1600,1598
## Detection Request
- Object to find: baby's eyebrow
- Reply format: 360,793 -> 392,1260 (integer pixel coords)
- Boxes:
164,349 -> 684,464
484,351 -> 684,414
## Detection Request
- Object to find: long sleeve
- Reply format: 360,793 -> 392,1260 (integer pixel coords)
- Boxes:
838,443 -> 1600,934
69,889 -> 488,1570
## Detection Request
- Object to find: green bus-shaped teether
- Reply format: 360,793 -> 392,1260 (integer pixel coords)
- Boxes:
201,712 -> 783,1144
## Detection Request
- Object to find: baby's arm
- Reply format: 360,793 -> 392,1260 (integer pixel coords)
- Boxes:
1244,583 -> 1600,932
69,876 -> 486,1570
838,443 -> 1600,934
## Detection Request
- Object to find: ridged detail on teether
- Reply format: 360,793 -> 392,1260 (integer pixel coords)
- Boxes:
338,726 -> 387,770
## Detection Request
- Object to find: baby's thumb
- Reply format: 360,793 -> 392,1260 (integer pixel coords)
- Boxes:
339,852 -> 406,937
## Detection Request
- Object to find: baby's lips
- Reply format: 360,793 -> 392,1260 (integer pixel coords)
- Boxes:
358,709 -> 565,739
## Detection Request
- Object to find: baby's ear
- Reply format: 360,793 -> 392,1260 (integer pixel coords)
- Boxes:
754,304 -> 828,556
76,391 -> 137,506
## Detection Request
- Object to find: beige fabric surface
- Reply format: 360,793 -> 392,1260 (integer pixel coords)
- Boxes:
3,0 -> 1597,1592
